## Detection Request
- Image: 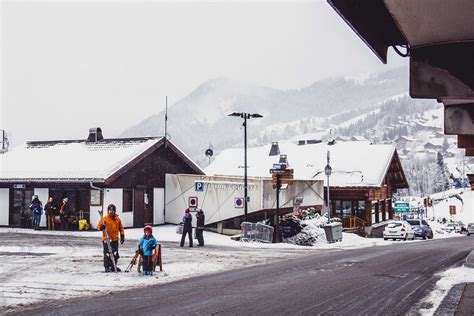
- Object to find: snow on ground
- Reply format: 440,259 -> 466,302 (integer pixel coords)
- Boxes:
417,265 -> 474,315
0,221 -> 464,311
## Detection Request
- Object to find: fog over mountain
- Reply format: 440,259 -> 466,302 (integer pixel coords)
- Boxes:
122,67 -> 416,166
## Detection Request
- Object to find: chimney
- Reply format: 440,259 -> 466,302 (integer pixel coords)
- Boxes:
87,127 -> 104,142
269,142 -> 280,156
279,154 -> 289,166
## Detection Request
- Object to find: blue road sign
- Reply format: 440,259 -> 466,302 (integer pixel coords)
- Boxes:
195,181 -> 204,192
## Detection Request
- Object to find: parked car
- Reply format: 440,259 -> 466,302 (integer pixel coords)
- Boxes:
406,219 -> 433,239
467,223 -> 474,236
383,221 -> 415,241
440,223 -> 462,233
456,221 -> 467,233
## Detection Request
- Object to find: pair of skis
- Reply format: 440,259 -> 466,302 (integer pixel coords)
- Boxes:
125,245 -> 162,273
98,210 -> 118,273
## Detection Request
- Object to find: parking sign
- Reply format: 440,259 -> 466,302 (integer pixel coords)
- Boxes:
195,181 -> 204,192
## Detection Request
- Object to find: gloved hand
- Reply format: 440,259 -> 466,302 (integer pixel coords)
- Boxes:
139,249 -> 144,257
120,234 -> 125,245
100,224 -> 105,231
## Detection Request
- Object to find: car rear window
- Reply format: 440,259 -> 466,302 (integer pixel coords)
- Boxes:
388,223 -> 402,228
469,224 -> 474,227
407,220 -> 420,225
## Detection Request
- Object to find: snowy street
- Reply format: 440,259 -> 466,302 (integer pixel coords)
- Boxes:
0,224 -> 470,314
0,227 -> 322,313
13,235 -> 474,315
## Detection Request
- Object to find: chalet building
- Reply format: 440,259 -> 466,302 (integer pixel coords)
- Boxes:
205,140 -> 409,229
0,128 -> 203,228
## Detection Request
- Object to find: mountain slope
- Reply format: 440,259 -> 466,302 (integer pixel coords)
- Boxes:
121,68 -> 410,165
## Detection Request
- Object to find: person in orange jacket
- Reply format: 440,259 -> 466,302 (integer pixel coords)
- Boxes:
97,204 -> 125,272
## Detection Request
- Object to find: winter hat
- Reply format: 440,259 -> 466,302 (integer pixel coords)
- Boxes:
185,208 -> 190,213
144,225 -> 153,233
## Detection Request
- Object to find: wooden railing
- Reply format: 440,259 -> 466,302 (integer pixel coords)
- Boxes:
339,216 -> 367,236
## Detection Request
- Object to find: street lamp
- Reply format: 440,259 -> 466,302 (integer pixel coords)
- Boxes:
324,150 -> 332,224
228,112 -> 263,222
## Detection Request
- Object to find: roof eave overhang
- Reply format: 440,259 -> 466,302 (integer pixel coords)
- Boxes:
327,0 -> 407,63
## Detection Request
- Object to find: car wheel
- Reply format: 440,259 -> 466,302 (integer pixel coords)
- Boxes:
384,238 -> 388,241
393,238 -> 396,241
423,236 -> 426,240
404,235 -> 408,241
468,233 -> 471,236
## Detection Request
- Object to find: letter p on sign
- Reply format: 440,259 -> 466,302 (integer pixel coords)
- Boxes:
195,181 -> 204,192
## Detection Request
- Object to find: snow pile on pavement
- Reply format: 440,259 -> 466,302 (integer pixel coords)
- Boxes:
417,265 -> 474,314
282,208 -> 341,246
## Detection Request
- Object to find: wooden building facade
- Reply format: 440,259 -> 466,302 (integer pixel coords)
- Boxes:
0,129 -> 203,228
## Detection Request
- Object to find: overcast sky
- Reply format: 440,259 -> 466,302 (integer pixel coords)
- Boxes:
1,0 -> 407,146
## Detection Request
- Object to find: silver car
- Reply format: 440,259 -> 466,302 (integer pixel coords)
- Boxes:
467,223 -> 474,236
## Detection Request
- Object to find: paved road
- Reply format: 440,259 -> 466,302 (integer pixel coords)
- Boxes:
18,237 -> 474,315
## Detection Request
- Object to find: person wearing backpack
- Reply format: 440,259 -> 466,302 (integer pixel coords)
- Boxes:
44,197 -> 56,230
180,208 -> 193,247
30,195 -> 43,230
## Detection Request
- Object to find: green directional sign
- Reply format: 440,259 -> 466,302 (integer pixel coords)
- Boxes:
393,201 -> 410,213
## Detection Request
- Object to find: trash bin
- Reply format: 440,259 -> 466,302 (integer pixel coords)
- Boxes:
324,223 -> 343,243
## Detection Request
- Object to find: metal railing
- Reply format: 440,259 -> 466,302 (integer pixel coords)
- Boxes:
240,222 -> 274,243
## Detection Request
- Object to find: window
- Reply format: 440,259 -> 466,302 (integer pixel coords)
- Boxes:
123,189 -> 133,213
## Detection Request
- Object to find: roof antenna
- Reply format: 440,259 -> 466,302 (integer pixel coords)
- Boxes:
165,96 -> 168,140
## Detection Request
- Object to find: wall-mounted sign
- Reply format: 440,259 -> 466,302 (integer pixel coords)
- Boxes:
234,197 -> 244,208
195,182 -> 204,192
90,189 -> 101,206
449,205 -> 456,215
13,184 -> 26,189
189,196 -> 198,208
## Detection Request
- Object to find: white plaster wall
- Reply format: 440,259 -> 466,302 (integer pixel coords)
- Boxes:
0,189 -> 9,226
154,188 -> 165,225
34,188 -> 49,227
103,188 -> 133,228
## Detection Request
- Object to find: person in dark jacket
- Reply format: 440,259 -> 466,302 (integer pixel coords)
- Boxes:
44,197 -> 56,230
195,209 -> 205,246
180,208 -> 193,247
59,198 -> 69,230
29,195 -> 43,230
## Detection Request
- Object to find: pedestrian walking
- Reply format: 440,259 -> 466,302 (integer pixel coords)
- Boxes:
44,197 -> 56,230
59,198 -> 70,230
195,209 -> 205,247
138,225 -> 157,275
180,208 -> 193,247
30,195 -> 43,230
97,204 -> 125,272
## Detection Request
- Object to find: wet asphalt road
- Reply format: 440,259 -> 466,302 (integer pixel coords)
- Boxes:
16,236 -> 474,315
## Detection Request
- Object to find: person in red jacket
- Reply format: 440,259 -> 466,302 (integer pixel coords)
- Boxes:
97,204 -> 125,272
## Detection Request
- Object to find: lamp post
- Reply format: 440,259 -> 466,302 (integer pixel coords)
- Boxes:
228,112 -> 263,222
324,150 -> 332,224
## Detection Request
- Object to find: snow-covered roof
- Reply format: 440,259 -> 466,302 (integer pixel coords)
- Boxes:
0,137 -> 203,182
205,141 -> 402,187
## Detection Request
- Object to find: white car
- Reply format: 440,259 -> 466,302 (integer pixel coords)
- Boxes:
383,221 -> 415,241
441,223 -> 462,233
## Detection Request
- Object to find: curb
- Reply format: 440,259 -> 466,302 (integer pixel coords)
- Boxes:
465,250 -> 474,268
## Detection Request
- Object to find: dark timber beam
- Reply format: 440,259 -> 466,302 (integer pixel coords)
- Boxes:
457,135 -> 474,149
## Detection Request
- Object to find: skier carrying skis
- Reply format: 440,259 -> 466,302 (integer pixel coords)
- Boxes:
138,225 -> 157,275
30,195 -> 43,230
97,204 -> 125,272
180,208 -> 193,247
